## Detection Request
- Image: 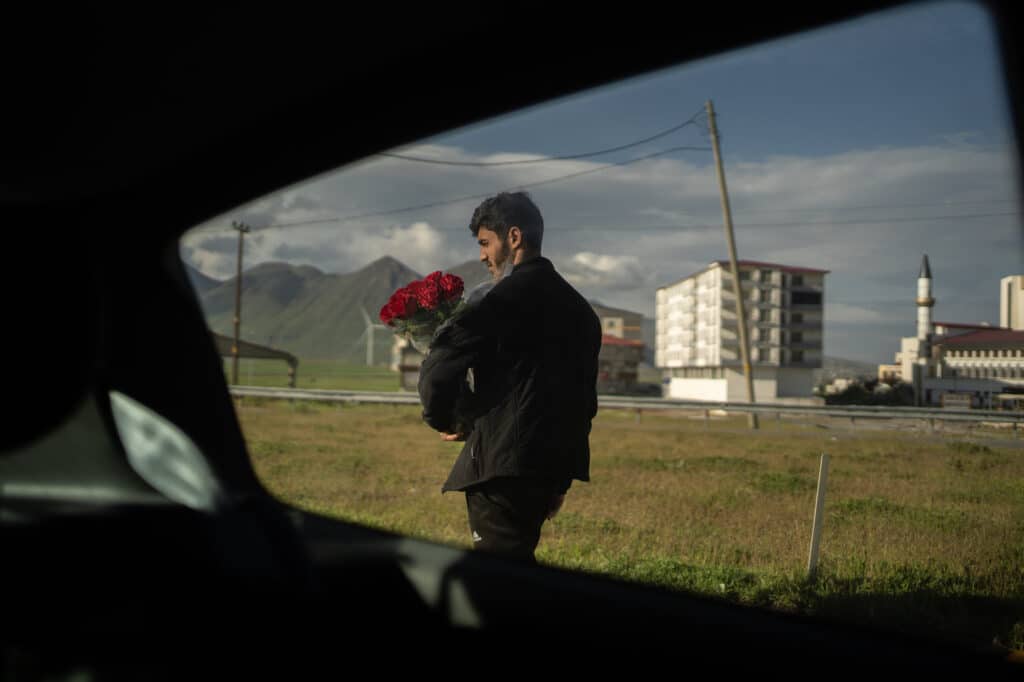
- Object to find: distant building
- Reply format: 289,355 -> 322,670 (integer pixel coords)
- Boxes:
877,364 -> 902,383
931,329 -> 1024,408
590,302 -> 645,343
823,377 -> 855,395
655,260 -> 828,404
1001,275 -> 1024,330
211,332 -> 298,387
597,335 -> 646,393
890,255 -> 1024,408
591,302 -> 649,393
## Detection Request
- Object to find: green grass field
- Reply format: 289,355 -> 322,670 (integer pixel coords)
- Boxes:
235,399 -> 1024,652
223,358 -> 401,392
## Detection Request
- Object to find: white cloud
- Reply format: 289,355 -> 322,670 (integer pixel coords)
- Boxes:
183,220 -> 447,279
560,252 -> 649,290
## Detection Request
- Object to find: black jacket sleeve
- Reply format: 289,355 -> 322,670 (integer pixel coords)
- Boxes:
418,345 -> 476,433
417,308 -> 492,433
418,283 -> 524,433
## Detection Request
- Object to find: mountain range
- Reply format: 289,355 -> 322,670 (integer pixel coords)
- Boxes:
186,257 -> 877,375
190,256 -> 422,363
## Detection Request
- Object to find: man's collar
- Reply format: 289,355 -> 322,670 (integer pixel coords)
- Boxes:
510,255 -> 552,274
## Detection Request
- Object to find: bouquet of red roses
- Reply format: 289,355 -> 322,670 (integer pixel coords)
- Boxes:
379,271 -> 465,353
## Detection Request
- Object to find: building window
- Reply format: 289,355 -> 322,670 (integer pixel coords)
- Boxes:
791,312 -> 803,324
739,270 -> 751,280
791,274 -> 804,286
792,291 -> 821,305
791,350 -> 804,363
792,331 -> 803,343
759,270 -> 771,283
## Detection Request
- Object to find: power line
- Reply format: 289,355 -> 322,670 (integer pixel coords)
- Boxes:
377,111 -> 706,167
478,210 -> 1021,233
728,198 -> 1020,215
193,144 -> 711,234
192,207 -> 1022,238
718,210 -> 1022,230
290,145 -> 711,226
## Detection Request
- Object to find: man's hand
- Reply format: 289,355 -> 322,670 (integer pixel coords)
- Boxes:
546,494 -> 566,520
439,431 -> 465,442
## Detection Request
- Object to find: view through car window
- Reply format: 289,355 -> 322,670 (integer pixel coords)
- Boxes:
180,0 -> 1024,651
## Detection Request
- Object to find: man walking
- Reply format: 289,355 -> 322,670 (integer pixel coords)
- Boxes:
418,192 -> 602,562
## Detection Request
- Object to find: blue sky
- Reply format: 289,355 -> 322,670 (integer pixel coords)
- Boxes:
430,0 -> 1011,160
184,0 -> 1024,365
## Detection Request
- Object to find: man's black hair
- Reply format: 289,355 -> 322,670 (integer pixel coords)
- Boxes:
468,192 -> 544,251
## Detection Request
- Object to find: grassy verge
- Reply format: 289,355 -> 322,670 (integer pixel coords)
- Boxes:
237,401 -> 1024,650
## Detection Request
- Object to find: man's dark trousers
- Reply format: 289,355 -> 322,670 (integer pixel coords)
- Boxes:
464,477 -> 562,562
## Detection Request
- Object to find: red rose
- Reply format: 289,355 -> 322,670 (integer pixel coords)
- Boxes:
396,290 -> 419,317
413,278 -> 441,309
426,271 -> 443,287
385,287 -> 418,320
379,302 -> 394,324
439,273 -> 463,302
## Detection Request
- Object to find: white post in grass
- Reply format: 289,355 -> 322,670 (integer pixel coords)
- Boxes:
807,453 -> 831,580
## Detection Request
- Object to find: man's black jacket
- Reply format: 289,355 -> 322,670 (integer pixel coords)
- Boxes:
417,257 -> 602,494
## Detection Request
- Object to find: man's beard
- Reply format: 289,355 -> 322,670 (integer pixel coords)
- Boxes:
491,242 -> 513,282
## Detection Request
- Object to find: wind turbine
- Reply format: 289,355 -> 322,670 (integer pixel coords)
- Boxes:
356,306 -> 389,366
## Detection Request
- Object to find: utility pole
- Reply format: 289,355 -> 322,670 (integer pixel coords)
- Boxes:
231,220 -> 251,386
706,100 -> 759,429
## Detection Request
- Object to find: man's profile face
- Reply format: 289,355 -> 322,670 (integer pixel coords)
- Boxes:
477,226 -> 511,281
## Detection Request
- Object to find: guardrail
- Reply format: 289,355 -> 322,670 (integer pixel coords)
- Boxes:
229,386 -> 1024,426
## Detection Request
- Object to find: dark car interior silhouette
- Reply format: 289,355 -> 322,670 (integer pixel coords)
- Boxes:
3,3 -> 1023,677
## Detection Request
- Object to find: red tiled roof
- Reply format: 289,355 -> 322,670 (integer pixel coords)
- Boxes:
934,321 -> 1009,330
940,329 -> 1024,346
601,335 -> 645,347
658,259 -> 830,289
